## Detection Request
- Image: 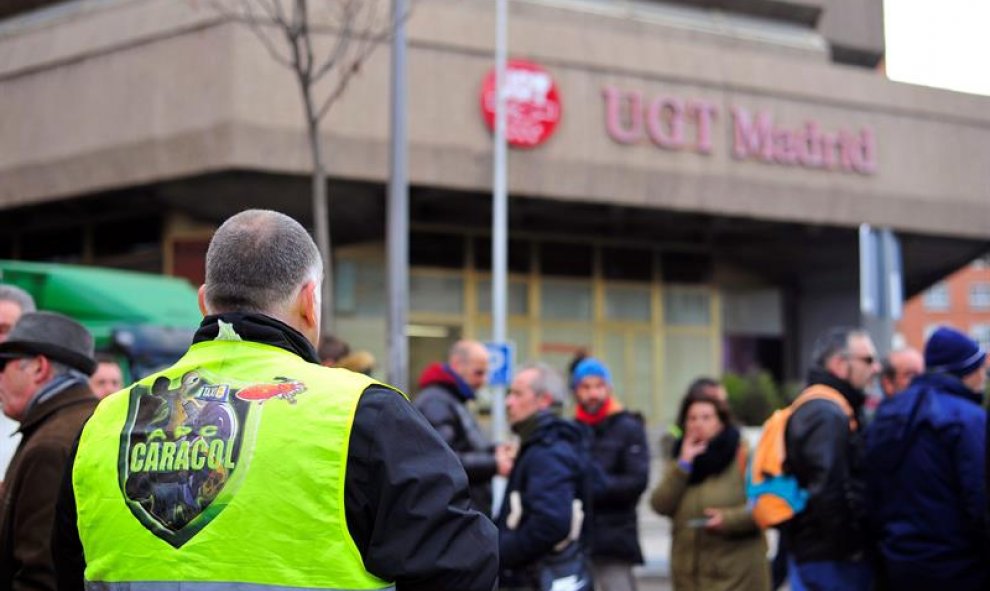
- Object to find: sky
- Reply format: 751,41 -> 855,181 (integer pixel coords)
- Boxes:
884,0 -> 990,96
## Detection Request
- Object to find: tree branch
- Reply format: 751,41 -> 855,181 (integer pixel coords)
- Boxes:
241,0 -> 297,69
314,0 -> 406,121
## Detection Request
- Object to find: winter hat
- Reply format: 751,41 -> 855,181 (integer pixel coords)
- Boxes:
572,357 -> 612,388
924,326 -> 986,378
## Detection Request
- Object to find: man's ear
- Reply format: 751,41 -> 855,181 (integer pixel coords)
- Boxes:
298,280 -> 320,333
31,355 -> 52,386
198,285 -> 209,316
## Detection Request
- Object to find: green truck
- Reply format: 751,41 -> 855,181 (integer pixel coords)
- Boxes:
0,260 -> 202,379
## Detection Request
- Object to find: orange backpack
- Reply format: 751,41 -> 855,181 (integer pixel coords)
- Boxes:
745,385 -> 856,529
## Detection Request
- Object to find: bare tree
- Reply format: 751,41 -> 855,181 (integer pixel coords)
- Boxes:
203,0 -> 400,332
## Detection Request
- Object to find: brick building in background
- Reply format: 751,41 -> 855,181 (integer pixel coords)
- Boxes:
898,254 -> 990,352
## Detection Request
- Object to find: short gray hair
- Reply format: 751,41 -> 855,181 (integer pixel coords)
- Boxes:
518,361 -> 567,405
18,358 -> 69,379
0,284 -> 36,313
811,326 -> 869,369
204,210 -> 322,314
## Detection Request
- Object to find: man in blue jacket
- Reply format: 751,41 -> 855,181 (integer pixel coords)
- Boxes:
498,362 -> 593,591
865,326 -> 988,590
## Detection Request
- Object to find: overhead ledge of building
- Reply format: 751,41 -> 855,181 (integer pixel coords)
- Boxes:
1,0 -> 989,240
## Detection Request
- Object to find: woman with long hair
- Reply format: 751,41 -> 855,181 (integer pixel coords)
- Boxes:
650,382 -> 769,591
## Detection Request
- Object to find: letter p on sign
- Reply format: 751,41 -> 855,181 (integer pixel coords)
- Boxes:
485,341 -> 515,387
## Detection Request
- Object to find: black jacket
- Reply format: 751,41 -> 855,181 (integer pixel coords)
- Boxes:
414,363 -> 497,514
497,412 -> 592,587
585,411 -> 649,564
782,369 -> 868,564
52,314 -> 498,591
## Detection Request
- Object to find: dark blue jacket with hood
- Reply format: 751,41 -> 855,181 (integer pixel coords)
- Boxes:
864,372 -> 988,590
497,411 -> 593,587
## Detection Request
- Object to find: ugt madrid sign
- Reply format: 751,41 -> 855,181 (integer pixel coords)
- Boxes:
602,86 -> 878,175
481,60 -> 561,149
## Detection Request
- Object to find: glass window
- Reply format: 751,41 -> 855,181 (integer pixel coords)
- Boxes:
477,279 -> 529,316
410,274 -> 464,314
632,332 -> 655,418
605,286 -> 652,322
722,288 -> 783,336
601,332 -> 627,400
602,247 -> 653,281
335,259 -> 385,317
661,252 -> 712,284
541,280 -> 593,320
541,242 -> 592,277
662,333 -> 715,424
664,287 -> 711,326
970,324 -> 990,352
538,325 -> 594,398
922,282 -> 950,311
473,237 -> 530,273
969,283 -> 990,310
410,232 -> 465,269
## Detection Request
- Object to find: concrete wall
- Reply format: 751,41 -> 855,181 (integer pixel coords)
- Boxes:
819,0 -> 884,65
2,0 -> 989,239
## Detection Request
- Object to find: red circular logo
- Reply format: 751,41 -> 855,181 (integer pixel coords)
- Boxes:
481,60 -> 561,149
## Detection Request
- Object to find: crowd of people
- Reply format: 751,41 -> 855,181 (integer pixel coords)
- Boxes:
0,209 -> 986,591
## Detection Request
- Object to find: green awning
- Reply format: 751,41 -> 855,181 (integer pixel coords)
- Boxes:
0,260 -> 202,347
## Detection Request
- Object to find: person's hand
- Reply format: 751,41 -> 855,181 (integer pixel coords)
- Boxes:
495,443 -> 515,477
678,436 -> 707,464
703,508 -> 724,532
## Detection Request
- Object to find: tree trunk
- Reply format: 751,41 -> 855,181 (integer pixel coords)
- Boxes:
304,96 -> 334,335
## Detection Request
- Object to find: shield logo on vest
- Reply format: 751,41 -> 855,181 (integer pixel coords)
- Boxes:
118,370 -> 306,547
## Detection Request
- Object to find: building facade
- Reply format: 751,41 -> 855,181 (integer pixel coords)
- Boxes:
2,0 -> 989,424
899,254 -> 990,354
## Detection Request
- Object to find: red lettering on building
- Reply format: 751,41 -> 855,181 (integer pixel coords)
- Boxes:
731,107 -> 877,174
604,86 -> 877,175
603,86 -> 720,156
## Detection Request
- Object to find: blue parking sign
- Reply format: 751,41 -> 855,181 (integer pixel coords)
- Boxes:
485,341 -> 515,387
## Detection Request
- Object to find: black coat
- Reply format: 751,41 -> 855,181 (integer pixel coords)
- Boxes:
585,411 -> 649,564
414,369 -> 497,515
497,412 -> 592,586
782,370 -> 868,564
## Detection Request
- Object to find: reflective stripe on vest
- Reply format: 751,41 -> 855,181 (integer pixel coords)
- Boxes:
73,338 -> 396,590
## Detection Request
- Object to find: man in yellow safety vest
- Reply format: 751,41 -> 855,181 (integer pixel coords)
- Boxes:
53,209 -> 498,591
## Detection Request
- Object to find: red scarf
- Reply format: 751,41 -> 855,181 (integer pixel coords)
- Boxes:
575,396 -> 619,426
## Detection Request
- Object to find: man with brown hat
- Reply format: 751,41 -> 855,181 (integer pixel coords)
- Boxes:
0,311 -> 98,591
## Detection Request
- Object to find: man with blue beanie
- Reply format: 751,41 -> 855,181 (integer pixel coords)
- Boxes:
865,326 -> 988,590
572,357 -> 649,591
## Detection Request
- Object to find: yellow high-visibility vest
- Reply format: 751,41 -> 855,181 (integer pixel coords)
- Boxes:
73,334 -> 394,591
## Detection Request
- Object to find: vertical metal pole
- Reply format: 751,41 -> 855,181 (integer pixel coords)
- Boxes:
491,0 -> 509,516
387,0 -> 409,392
